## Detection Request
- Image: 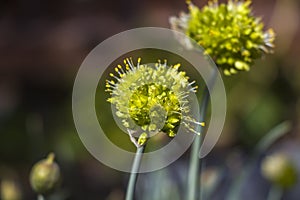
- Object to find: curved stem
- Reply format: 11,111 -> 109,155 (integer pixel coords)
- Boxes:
186,69 -> 217,200
126,145 -> 145,200
267,185 -> 283,200
186,86 -> 210,200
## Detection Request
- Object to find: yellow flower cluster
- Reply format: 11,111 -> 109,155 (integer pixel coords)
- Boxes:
170,0 -> 275,75
106,58 -> 204,146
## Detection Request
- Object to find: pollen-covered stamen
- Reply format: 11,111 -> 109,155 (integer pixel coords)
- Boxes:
129,57 -> 137,69
179,105 -> 190,112
137,57 -> 141,68
126,58 -> 135,71
183,117 -> 205,126
115,67 -> 125,78
163,59 -> 168,67
180,94 -> 189,100
189,86 -> 198,93
157,59 -> 162,67
188,80 -> 198,92
125,64 -> 130,71
182,121 -> 201,135
105,89 -> 113,93
180,102 -> 189,108
188,80 -> 196,86
117,64 -> 125,74
109,73 -> 122,82
173,63 -> 181,69
106,80 -> 117,87
170,111 -> 182,117
177,91 -> 188,97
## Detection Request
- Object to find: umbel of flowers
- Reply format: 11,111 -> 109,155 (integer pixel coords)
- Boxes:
106,58 -> 204,146
170,0 -> 275,75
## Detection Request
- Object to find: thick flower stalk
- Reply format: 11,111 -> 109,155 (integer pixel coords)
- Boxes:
170,0 -> 275,75
106,58 -> 204,146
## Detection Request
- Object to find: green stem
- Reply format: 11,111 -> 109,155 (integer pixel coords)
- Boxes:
37,194 -> 45,200
126,145 -> 145,200
187,86 -> 210,200
267,185 -> 283,200
186,68 -> 217,200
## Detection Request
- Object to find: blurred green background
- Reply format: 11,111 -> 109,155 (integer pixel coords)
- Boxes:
0,0 -> 300,199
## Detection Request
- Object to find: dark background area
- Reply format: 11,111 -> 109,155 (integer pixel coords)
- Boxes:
1,0 -> 300,199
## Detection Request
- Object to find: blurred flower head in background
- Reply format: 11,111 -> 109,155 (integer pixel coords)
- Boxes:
170,0 -> 275,75
1,179 -> 22,200
261,152 -> 298,188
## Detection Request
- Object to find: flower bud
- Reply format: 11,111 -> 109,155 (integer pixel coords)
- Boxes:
30,153 -> 61,195
137,132 -> 148,146
261,153 -> 297,188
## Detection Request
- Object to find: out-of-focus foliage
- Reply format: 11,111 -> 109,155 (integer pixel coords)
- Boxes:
0,0 -> 300,199
261,153 -> 297,188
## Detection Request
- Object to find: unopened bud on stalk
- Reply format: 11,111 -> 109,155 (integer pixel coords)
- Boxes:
30,153 -> 61,195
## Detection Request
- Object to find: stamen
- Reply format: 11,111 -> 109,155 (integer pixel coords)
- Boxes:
189,86 -> 198,92
107,80 -> 116,86
170,111 -> 181,115
126,58 -> 134,70
130,57 -> 135,68
117,64 -> 125,74
183,118 -> 205,126
182,122 -> 201,135
188,80 -> 196,86
109,73 -> 121,81
173,63 -> 181,69
137,57 -> 141,68
115,67 -> 123,76
181,94 -> 189,99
